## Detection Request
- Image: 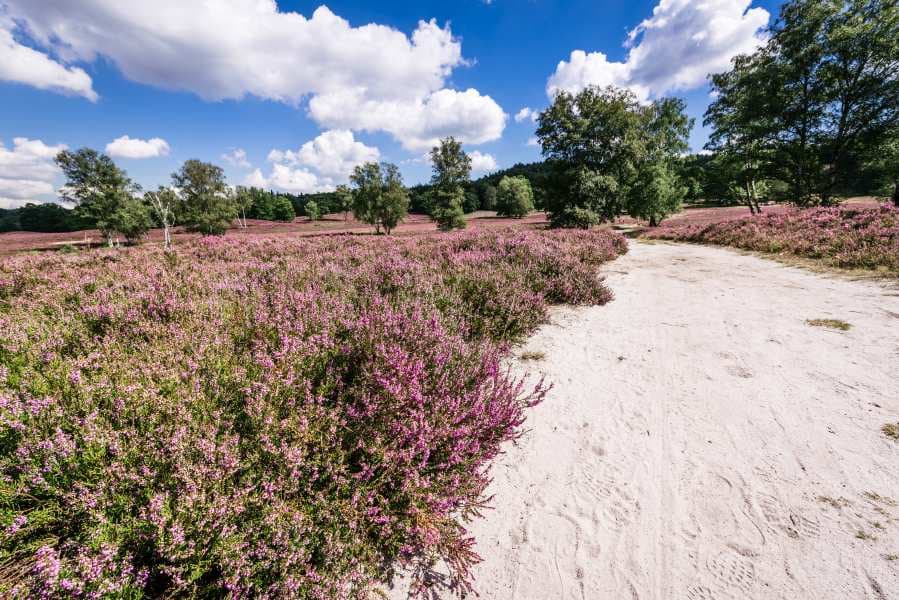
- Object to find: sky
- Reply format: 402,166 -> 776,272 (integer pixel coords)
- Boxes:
0,0 -> 782,209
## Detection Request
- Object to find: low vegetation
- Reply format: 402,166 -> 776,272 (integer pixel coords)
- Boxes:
806,319 -> 852,331
0,228 -> 626,598
648,205 -> 899,272
883,423 -> 899,442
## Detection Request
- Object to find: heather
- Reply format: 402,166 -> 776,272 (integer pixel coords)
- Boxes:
647,205 -> 899,273
0,228 -> 626,598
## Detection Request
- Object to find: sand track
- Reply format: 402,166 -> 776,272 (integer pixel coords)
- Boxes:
393,241 -> 899,599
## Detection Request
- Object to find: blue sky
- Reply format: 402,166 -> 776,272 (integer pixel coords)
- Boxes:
0,0 -> 781,208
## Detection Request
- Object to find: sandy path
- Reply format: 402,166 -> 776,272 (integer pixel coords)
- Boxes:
393,241 -> 899,599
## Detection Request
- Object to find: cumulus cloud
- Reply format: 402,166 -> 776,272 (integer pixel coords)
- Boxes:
105,135 -> 170,159
0,15 -> 97,101
3,1 -> 506,152
469,151 -> 497,172
0,137 -> 67,208
267,130 -> 379,179
308,87 -> 506,152
248,130 -> 379,194
221,148 -> 251,169
527,137 -> 540,148
547,0 -> 769,102
514,107 -> 539,124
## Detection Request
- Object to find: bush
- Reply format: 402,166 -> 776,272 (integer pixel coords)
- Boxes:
496,176 -> 535,218
648,204 -> 899,271
0,229 -> 627,598
272,196 -> 296,222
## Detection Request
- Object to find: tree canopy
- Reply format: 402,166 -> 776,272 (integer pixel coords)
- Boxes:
350,162 -> 409,234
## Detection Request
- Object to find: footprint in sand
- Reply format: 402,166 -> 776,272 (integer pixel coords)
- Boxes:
514,513 -> 584,600
685,585 -> 717,600
705,548 -> 756,594
577,464 -> 641,530
756,492 -> 821,539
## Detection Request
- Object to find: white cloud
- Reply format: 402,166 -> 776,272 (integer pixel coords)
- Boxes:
308,87 -> 506,152
527,137 -> 540,148
268,130 -> 379,179
222,148 -> 251,169
245,164 -> 325,195
105,135 -> 170,159
547,0 -> 769,102
0,16 -> 97,101
0,137 -> 67,208
3,1 -> 506,152
248,130 -> 380,194
514,107 -> 539,124
469,151 -> 497,172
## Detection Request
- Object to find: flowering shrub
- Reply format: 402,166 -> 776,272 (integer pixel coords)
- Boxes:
647,204 -> 899,272
0,228 -> 626,598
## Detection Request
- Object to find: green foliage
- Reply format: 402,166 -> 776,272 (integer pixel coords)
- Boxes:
706,0 -> 899,205
350,161 -> 409,234
335,184 -> 353,220
481,184 -> 497,211
109,196 -> 153,244
627,161 -> 685,226
172,159 -> 236,235
271,195 -> 296,221
304,200 -> 320,221
431,188 -> 467,231
537,86 -> 692,227
55,148 -> 139,243
496,176 -> 535,218
8,203 -> 90,233
430,137 -> 471,230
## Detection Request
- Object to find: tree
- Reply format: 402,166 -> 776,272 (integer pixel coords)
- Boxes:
305,200 -> 321,221
271,196 -> 295,221
55,148 -> 139,245
863,134 -> 899,206
145,187 -> 180,249
335,184 -> 353,221
629,98 -> 692,225
481,184 -> 497,211
430,137 -> 471,231
233,186 -> 252,229
706,0 -> 899,205
350,162 -> 409,235
109,196 -> 152,245
172,160 -> 236,235
536,87 -> 644,227
537,86 -> 692,227
496,176 -> 535,218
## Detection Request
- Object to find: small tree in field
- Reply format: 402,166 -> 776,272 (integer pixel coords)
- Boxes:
145,187 -> 179,249
55,148 -> 140,246
350,162 -> 409,235
305,200 -> 321,221
172,159 -> 236,236
496,176 -> 535,218
430,137 -> 470,231
335,184 -> 353,221
271,196 -> 295,221
110,196 -> 152,245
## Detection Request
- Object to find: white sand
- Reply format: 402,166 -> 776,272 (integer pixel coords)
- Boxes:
392,241 -> 899,599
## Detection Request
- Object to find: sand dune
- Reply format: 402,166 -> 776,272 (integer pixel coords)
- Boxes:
392,241 -> 899,599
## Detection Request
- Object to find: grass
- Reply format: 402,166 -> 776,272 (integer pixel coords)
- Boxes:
855,530 -> 876,541
806,318 -> 852,331
519,350 -> 546,361
882,423 -> 899,442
